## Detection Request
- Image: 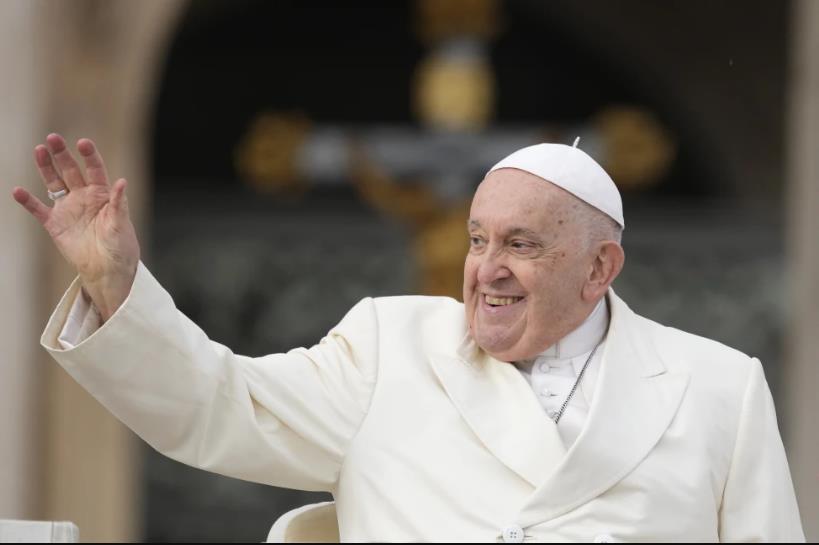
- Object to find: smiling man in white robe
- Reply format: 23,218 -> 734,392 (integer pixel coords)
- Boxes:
12,133 -> 804,542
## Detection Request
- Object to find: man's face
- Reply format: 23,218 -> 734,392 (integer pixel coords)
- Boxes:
463,169 -> 593,362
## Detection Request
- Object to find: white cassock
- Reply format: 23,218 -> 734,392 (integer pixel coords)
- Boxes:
42,263 -> 804,542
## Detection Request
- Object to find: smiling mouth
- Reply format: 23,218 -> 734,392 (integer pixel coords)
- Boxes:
484,295 -> 525,307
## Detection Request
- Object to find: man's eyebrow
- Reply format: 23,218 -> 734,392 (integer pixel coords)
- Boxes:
467,220 -> 542,240
507,227 -> 542,240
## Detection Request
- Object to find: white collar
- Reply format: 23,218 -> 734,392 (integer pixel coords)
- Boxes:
536,297 -> 609,360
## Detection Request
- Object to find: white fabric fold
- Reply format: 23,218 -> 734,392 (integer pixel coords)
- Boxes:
58,287 -> 102,350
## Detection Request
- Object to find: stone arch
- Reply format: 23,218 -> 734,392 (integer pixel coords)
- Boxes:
32,1 -> 189,541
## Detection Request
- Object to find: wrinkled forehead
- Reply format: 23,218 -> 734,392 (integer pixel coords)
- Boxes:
469,169 -> 577,233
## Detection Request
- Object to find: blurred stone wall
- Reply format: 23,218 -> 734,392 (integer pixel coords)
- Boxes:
0,1 -> 186,540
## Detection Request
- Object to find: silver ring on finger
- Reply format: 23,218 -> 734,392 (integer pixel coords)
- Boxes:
48,188 -> 69,201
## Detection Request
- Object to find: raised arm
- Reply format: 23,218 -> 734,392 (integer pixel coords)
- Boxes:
15,134 -> 379,491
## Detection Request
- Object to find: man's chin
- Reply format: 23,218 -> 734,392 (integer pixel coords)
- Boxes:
472,329 -> 523,362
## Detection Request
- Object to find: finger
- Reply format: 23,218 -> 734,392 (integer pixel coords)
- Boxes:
34,145 -> 68,194
46,133 -> 86,190
12,186 -> 50,225
77,138 -> 110,187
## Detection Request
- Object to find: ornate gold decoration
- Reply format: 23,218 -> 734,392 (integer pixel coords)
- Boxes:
413,53 -> 495,131
234,112 -> 311,196
415,0 -> 501,43
593,106 -> 677,190
350,144 -> 469,299
413,204 -> 471,297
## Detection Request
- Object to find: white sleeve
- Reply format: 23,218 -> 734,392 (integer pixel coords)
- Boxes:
718,358 -> 805,542
41,262 -> 379,492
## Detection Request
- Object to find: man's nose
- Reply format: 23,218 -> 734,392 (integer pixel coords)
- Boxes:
476,252 -> 512,285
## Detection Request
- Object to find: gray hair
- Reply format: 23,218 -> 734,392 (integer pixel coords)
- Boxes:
570,197 -> 623,250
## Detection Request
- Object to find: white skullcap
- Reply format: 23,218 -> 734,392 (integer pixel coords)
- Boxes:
487,142 -> 625,228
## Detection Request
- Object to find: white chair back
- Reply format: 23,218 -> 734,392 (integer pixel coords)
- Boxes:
0,520 -> 78,543
266,501 -> 339,543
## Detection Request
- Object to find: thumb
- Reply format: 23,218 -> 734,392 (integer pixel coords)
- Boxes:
110,178 -> 130,218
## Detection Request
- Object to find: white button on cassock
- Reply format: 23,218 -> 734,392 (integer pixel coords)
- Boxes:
594,534 -> 615,543
501,524 -> 525,543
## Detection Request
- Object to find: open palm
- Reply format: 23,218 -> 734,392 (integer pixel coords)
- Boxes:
12,133 -> 140,319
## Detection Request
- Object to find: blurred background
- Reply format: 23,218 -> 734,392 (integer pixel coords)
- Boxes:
1,0 -> 817,541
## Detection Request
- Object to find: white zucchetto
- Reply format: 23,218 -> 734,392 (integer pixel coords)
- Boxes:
487,142 -> 625,229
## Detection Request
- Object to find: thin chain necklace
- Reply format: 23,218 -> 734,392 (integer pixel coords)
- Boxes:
551,339 -> 603,425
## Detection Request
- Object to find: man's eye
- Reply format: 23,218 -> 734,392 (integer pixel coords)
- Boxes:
469,236 -> 484,247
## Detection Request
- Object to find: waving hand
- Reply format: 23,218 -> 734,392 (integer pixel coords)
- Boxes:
12,134 -> 140,321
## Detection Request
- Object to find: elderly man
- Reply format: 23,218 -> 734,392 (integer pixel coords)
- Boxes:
12,134 -> 804,542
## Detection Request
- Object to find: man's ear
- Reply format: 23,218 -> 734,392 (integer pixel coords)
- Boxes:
582,241 -> 625,302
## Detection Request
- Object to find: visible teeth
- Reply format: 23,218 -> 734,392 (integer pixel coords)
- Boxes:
486,295 -> 522,306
